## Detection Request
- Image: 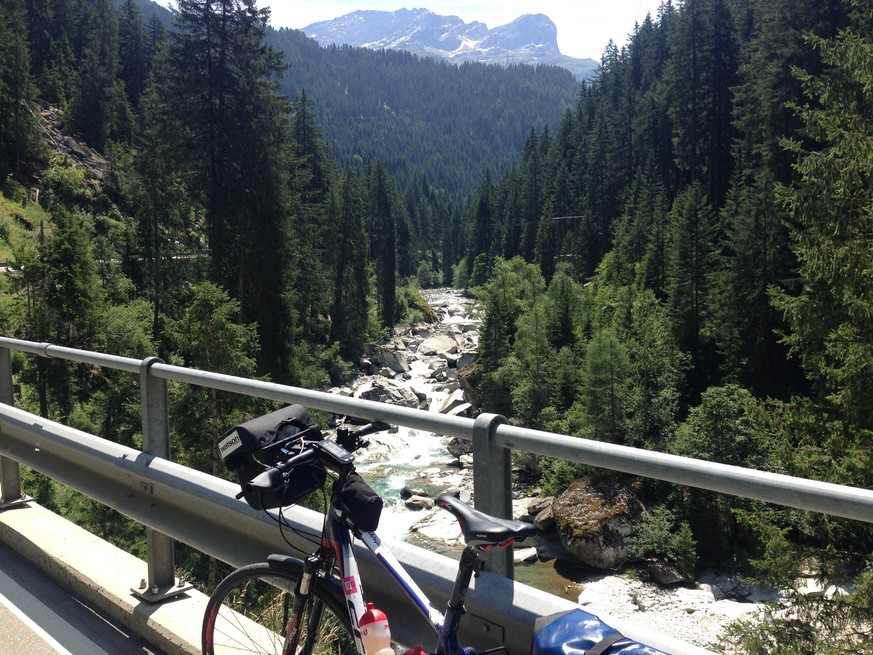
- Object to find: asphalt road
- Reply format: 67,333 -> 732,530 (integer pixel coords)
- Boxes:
0,541 -> 168,655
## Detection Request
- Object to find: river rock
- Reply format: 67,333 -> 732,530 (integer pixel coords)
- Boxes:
405,495 -> 435,510
456,374 -> 480,410
365,343 -> 411,374
532,504 -> 556,532
352,377 -> 420,408
514,547 -> 539,563
446,437 -> 472,458
647,561 -> 686,586
552,477 -> 646,570
418,334 -> 461,356
400,486 -> 428,499
437,388 -> 471,416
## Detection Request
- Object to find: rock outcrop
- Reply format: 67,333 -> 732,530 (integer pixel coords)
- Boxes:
552,477 -> 647,570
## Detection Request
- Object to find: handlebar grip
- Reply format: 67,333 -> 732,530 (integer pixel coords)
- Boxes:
353,421 -> 391,439
245,466 -> 284,493
243,448 -> 319,495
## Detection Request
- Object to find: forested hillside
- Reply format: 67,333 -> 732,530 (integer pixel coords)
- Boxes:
128,0 -> 582,201
0,0 -> 449,596
2,0 -> 551,385
458,1 -> 872,651
267,27 -> 581,199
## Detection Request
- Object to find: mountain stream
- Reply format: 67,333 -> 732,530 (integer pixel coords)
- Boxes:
334,288 -> 773,653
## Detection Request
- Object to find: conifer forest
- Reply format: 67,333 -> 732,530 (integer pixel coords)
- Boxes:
0,1 -> 871,652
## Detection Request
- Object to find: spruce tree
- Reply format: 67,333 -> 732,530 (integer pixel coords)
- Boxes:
69,0 -> 132,149
367,161 -> 398,329
329,167 -> 369,357
710,0 -> 846,398
773,13 -> 873,460
167,0 -> 292,376
117,0 -> 150,108
664,0 -> 738,205
0,0 -> 38,182
666,182 -> 717,394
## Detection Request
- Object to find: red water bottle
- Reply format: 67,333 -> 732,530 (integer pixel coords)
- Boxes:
402,646 -> 426,655
359,602 -> 393,655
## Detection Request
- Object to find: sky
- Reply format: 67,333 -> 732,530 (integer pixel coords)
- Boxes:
158,1 -> 667,61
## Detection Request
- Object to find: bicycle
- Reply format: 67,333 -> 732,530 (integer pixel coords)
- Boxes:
202,405 -> 538,655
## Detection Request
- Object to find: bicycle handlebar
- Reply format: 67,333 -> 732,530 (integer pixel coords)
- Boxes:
237,421 -> 392,499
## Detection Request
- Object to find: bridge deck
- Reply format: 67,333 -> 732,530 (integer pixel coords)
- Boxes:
0,540 -> 167,655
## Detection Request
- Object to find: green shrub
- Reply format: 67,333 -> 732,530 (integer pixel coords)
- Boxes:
628,505 -> 698,579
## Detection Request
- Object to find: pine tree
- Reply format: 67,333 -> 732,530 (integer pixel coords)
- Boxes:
0,0 -> 38,182
117,0 -> 150,108
167,0 -> 292,376
773,12 -> 873,458
69,0 -> 133,149
367,161 -> 398,329
666,182 -> 717,393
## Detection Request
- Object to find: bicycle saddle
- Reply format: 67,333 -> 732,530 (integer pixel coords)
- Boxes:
436,494 -> 538,548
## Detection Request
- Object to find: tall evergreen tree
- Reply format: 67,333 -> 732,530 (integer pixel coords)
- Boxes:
709,0 -> 846,398
287,90 -> 334,346
666,181 -> 717,393
0,0 -> 39,182
329,166 -> 369,357
25,0 -> 85,106
464,171 -> 496,287
117,0 -> 150,108
133,54 -> 201,354
665,0 -> 738,206
367,161 -> 398,329
69,0 -> 132,149
167,0 -> 292,376
518,128 -> 545,261
773,13 -> 873,461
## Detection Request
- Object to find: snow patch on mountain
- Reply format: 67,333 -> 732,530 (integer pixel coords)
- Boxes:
302,8 -> 597,81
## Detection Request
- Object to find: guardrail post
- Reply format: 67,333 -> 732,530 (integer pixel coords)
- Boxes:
472,412 -> 513,578
0,345 -> 26,508
137,356 -> 189,601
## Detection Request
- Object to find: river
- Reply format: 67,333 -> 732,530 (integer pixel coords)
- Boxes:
343,288 -> 772,653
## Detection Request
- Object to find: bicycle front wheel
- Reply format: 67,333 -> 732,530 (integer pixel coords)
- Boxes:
202,560 -> 356,655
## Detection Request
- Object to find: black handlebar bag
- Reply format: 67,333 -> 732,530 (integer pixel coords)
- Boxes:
218,404 -> 327,510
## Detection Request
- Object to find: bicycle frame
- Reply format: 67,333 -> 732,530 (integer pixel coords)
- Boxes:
318,486 -> 473,655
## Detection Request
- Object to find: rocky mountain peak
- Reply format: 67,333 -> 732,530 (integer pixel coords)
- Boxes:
301,8 -> 597,81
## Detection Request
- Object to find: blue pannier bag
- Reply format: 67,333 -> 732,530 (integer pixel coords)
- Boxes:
531,608 -> 670,655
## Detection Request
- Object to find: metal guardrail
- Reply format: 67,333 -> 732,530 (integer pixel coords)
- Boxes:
1,336 -> 872,652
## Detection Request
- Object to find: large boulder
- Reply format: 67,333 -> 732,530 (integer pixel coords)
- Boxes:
446,437 -> 473,458
364,343 -> 410,374
418,334 -> 461,356
436,388 -> 471,416
552,477 -> 646,570
352,377 -> 420,408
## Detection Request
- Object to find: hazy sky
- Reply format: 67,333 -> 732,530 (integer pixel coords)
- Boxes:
158,1 -> 666,60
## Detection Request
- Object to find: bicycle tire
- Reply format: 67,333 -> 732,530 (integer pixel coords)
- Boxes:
202,559 -> 356,655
